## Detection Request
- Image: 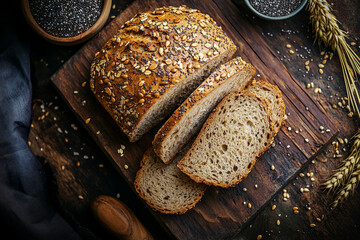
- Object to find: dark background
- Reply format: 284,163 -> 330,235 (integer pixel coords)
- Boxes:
2,0 -> 360,239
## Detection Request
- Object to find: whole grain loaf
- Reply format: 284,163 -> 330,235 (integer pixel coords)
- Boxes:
90,6 -> 236,142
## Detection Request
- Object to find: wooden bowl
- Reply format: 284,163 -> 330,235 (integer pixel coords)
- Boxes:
21,0 -> 112,46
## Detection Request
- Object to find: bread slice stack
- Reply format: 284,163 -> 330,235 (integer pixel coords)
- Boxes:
135,79 -> 285,213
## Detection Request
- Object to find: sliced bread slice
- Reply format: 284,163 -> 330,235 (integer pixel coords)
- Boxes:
178,91 -> 273,188
134,146 -> 207,214
153,57 -> 255,164
245,80 -> 285,137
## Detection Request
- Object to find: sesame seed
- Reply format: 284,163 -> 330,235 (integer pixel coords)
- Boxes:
310,223 -> 316,228
124,164 -> 128,169
159,47 -> 164,56
194,64 -> 201,69
289,50 -> 294,54
272,205 -> 276,210
85,118 -> 91,124
149,62 -> 157,70
319,69 -> 323,74
276,219 -> 280,226
286,44 -> 292,48
271,165 -> 275,170
139,80 -> 145,87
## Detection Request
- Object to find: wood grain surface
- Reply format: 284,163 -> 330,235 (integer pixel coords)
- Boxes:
48,0 -> 340,239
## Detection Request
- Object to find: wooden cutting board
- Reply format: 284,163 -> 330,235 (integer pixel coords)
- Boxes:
50,0 -> 338,239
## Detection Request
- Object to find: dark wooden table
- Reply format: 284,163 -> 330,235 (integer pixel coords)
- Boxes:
8,0 -> 360,239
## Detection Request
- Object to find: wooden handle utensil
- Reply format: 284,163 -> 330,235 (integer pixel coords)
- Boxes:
92,195 -> 154,240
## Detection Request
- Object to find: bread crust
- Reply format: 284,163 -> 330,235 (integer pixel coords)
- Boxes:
90,6 -> 236,142
177,90 -> 273,188
134,148 -> 207,214
152,57 -> 255,163
245,80 -> 286,138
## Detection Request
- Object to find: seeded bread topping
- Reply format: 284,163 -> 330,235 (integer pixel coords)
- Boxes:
90,5 -> 236,142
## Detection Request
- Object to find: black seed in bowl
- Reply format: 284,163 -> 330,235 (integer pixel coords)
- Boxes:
29,0 -> 103,38
249,0 -> 303,17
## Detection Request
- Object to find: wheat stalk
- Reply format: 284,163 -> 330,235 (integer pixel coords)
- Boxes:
308,0 -> 360,206
332,162 -> 360,207
322,129 -> 360,192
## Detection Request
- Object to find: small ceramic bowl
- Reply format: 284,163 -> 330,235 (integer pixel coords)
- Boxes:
244,0 -> 308,20
21,0 -> 112,45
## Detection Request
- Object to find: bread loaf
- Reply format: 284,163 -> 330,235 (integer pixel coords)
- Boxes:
178,91 -> 273,187
245,80 -> 285,138
153,57 -> 255,164
134,146 -> 207,214
90,6 -> 236,142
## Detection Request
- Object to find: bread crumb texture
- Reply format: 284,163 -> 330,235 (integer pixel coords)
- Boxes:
178,91 -> 273,187
134,148 -> 207,214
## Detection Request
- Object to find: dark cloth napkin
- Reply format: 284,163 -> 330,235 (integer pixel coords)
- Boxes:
0,2 -> 80,240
